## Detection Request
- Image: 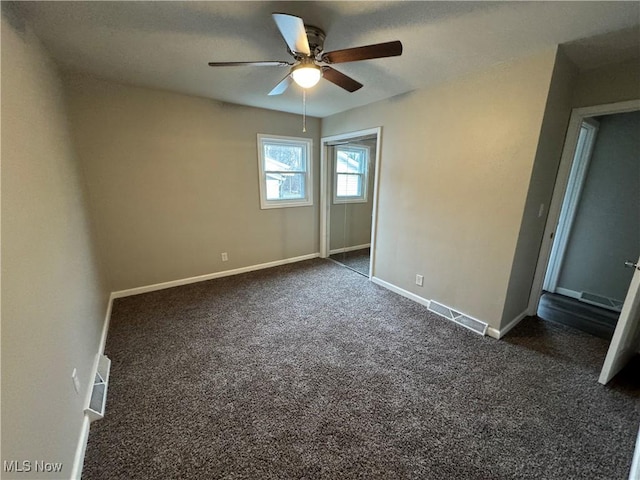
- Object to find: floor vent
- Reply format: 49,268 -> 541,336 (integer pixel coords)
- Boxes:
580,291 -> 623,312
85,354 -> 111,422
428,300 -> 488,336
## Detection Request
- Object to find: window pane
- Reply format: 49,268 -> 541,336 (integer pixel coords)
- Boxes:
266,173 -> 306,200
337,173 -> 362,197
264,143 -> 306,172
336,149 -> 364,173
257,134 -> 312,209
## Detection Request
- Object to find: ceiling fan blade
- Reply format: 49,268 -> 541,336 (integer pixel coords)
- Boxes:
272,13 -> 311,56
268,75 -> 293,96
322,40 -> 403,64
321,67 -> 363,93
208,61 -> 292,67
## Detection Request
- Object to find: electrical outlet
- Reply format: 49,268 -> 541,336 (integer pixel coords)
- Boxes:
71,368 -> 80,394
415,274 -> 424,287
221,252 -> 228,262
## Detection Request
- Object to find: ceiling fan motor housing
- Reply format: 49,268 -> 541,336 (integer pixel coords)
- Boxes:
305,25 -> 326,59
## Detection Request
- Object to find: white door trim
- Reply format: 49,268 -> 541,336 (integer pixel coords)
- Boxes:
543,118 -> 599,292
527,99 -> 640,316
320,127 -> 382,279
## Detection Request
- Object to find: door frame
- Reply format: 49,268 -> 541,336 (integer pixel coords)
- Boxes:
527,99 -> 640,316
320,127 -> 382,279
543,118 -> 599,293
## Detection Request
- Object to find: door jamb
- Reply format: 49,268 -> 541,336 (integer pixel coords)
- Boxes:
542,118 -> 599,293
526,99 -> 640,316
320,127 -> 382,279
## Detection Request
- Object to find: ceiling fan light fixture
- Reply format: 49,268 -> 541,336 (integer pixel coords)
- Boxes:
208,13 -> 403,96
291,64 -> 322,89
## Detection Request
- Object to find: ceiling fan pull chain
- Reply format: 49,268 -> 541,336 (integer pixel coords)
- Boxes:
302,89 -> 307,133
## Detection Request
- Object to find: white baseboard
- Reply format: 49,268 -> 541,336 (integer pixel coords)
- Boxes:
329,243 -> 371,255
486,310 -> 529,340
70,293 -> 114,480
369,276 -> 533,340
99,294 -> 115,356
555,287 -> 581,299
111,253 -> 320,299
554,287 -> 623,313
371,276 -> 431,308
486,327 -> 500,339
69,252 -> 320,479
70,417 -> 90,480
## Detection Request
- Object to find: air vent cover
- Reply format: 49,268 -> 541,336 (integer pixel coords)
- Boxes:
580,291 -> 623,312
428,300 -> 488,336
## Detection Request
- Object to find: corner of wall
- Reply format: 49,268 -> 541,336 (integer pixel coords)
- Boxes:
500,46 -> 578,329
2,13 -> 111,478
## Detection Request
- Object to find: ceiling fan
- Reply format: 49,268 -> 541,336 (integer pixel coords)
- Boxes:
208,13 -> 403,95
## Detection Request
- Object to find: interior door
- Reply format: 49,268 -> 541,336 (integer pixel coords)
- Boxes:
599,256 -> 640,384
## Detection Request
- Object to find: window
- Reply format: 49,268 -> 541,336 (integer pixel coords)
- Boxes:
257,134 -> 313,209
333,145 -> 369,203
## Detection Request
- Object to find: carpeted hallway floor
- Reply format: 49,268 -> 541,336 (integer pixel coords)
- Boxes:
83,259 -> 639,479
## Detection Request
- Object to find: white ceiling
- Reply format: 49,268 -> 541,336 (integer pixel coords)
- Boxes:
15,1 -> 640,118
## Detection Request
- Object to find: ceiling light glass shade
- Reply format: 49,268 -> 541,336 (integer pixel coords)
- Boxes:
291,65 -> 322,89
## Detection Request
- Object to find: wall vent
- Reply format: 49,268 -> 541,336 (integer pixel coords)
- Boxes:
428,300 -> 488,336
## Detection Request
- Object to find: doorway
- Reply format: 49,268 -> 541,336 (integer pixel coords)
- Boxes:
528,100 -> 640,340
320,128 -> 382,278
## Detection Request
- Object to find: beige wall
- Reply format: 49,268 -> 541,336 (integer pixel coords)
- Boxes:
1,14 -> 108,479
501,50 -> 577,326
63,74 -> 321,291
322,50 -> 558,329
2,7 -> 637,476
503,56 -> 640,325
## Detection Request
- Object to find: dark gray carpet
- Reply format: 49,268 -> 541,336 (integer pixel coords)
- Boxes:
329,248 -> 370,276
83,259 -> 639,479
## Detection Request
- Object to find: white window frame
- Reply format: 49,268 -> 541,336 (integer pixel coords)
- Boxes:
257,134 -> 313,209
333,144 -> 370,204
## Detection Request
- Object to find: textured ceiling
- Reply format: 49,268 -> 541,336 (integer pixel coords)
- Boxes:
15,1 -> 640,118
